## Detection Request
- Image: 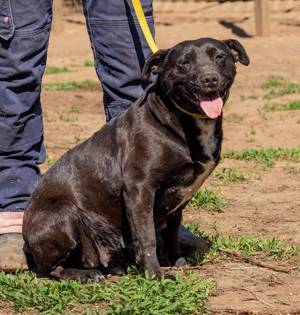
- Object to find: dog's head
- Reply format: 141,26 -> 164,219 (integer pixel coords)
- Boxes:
142,38 -> 249,119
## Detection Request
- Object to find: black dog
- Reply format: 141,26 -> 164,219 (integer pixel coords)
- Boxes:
23,38 -> 249,282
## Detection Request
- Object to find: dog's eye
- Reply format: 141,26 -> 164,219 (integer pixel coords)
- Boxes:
216,54 -> 226,61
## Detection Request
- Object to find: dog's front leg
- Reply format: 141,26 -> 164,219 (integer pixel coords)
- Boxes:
123,186 -> 161,278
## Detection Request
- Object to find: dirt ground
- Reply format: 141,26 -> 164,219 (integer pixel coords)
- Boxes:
5,1 -> 300,314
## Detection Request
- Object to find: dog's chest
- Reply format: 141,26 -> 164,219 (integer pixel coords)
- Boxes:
179,122 -> 218,201
177,159 -> 216,207
155,121 -> 219,216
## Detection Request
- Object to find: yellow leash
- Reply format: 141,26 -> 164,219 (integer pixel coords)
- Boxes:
131,0 -> 158,53
131,0 -> 209,119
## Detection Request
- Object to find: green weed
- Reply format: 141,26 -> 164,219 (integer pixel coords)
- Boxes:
263,103 -> 278,112
43,80 -> 97,91
70,106 -> 81,114
59,107 -> 80,123
44,111 -> 57,123
264,100 -> 300,112
59,114 -> 78,123
285,166 -> 300,174
84,60 -> 95,67
262,75 -> 285,89
240,94 -> 259,101
249,126 -> 256,135
282,100 -> 300,111
0,271 -> 213,315
184,223 -> 300,264
189,189 -> 225,212
45,66 -> 69,75
262,75 -> 300,99
74,135 -> 82,144
223,147 -> 300,167
215,167 -> 247,183
208,234 -> 299,259
224,114 -> 244,123
45,156 -> 57,166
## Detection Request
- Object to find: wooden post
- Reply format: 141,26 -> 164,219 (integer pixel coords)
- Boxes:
255,0 -> 270,36
52,0 -> 64,35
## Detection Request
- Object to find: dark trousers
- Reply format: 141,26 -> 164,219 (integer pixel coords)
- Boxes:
0,0 -> 154,211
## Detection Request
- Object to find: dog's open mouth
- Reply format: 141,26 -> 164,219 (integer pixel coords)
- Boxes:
199,92 -> 223,119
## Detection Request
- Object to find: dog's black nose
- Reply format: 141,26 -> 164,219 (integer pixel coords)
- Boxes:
201,74 -> 219,87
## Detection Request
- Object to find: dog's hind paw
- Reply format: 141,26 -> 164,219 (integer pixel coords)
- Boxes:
50,266 -> 105,283
108,266 -> 126,276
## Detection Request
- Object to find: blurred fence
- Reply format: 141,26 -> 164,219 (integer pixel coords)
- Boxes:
63,0 -> 298,7
60,0 -> 299,36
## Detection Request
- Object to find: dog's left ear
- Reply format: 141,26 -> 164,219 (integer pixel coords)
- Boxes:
141,49 -> 169,82
224,39 -> 250,66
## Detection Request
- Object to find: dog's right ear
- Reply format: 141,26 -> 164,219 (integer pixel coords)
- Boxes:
224,39 -> 250,66
141,49 -> 169,82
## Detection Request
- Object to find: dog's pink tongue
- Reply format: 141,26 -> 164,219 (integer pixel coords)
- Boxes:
200,96 -> 223,119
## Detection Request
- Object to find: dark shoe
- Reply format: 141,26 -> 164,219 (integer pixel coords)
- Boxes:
178,225 -> 211,256
0,233 -> 28,272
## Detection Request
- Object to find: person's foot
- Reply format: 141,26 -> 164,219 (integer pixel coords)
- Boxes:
178,225 -> 211,255
0,233 -> 28,272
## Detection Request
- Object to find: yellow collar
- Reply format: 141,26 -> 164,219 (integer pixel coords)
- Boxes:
172,99 -> 208,119
172,91 -> 230,119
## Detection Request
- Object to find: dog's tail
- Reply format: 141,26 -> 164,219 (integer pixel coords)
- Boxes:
79,210 -> 125,268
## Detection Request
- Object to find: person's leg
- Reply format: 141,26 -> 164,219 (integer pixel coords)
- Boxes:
0,0 -> 52,270
82,0 -> 154,121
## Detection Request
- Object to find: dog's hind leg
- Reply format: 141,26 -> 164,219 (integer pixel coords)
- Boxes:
23,201 -> 101,280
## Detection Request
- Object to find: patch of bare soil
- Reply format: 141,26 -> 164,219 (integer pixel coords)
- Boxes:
11,1 -> 299,314
0,301 -> 38,315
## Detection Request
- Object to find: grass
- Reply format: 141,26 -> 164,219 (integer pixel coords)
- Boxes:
84,60 -> 95,67
282,100 -> 300,110
224,113 -> 244,124
1,222 -> 299,315
74,135 -> 81,144
59,114 -> 78,123
189,189 -> 225,212
44,112 -> 56,123
43,80 -> 97,91
264,100 -> 300,112
215,167 -> 247,183
59,107 -> 80,123
184,223 -> 300,264
285,165 -> 300,174
240,93 -> 259,101
45,156 -> 57,166
262,75 -> 285,89
45,66 -> 69,75
262,75 -> 300,99
223,147 -> 300,167
70,106 -> 81,114
0,271 -> 213,315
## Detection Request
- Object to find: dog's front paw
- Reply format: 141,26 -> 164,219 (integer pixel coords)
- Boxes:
144,261 -> 161,279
